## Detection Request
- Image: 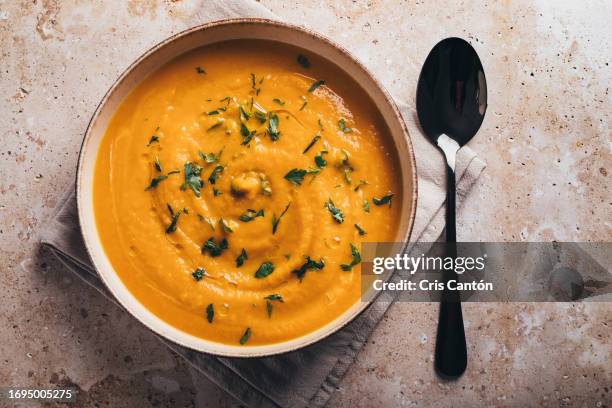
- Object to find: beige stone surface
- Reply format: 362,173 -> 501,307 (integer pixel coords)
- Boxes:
0,0 -> 610,407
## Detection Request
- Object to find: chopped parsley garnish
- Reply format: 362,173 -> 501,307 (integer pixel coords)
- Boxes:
239,209 -> 264,222
267,113 -> 280,141
314,151 -> 328,168
308,79 -> 325,93
201,237 -> 228,257
219,218 -> 233,233
145,175 -> 168,191
220,96 -> 231,105
207,110 -> 220,115
240,123 -> 255,145
192,267 -> 206,281
207,118 -> 225,131
206,304 -> 214,323
212,187 -> 221,196
165,204 -> 185,234
236,248 -> 248,267
373,193 -> 394,207
297,54 -> 311,68
264,294 -> 284,317
198,214 -> 215,230
208,165 -> 224,184
325,199 -> 344,223
338,118 -> 352,133
254,262 -> 274,279
303,135 -> 321,153
195,66 -> 206,74
284,168 -> 307,185
272,202 -> 291,234
354,224 -> 366,235
299,100 -> 308,111
292,256 -> 325,281
284,168 -> 319,185
272,98 -> 285,106
354,179 -> 369,191
198,149 -> 223,164
180,162 -> 204,197
264,294 -> 283,302
167,169 -> 180,175
363,199 -> 370,213
147,135 -> 159,146
239,327 -> 251,345
340,243 -> 361,271
254,111 -> 267,123
239,105 -> 251,122
154,157 -> 162,172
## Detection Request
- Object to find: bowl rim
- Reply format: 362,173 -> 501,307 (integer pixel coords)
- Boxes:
76,17 -> 418,357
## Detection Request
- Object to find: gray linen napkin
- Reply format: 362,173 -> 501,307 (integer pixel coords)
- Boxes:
39,1 -> 487,405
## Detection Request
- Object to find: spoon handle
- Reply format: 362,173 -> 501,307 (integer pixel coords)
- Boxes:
434,165 -> 467,378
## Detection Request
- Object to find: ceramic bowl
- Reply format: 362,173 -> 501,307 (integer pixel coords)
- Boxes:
77,18 -> 417,357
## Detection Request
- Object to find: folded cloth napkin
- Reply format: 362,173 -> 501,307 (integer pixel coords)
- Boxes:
40,1 -> 486,406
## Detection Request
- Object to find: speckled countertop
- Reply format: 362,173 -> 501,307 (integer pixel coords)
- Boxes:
1,1 -> 610,407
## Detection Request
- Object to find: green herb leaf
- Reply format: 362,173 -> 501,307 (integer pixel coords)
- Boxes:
308,79 -> 325,93
212,187 -> 221,196
147,135 -> 159,146
208,165 -> 224,184
145,175 -> 168,191
272,202 -> 291,234
195,66 -> 206,74
239,105 -> 251,122
338,118 -> 352,133
201,237 -> 228,257
239,327 -> 251,345
206,304 -> 214,323
239,209 -> 265,222
267,113 -> 280,141
284,168 -> 307,185
354,224 -> 366,236
154,157 -> 162,172
264,294 -> 284,318
340,243 -> 361,271
165,204 -> 184,234
207,118 -> 225,132
255,262 -> 274,279
373,194 -> 394,207
292,256 -> 325,281
314,151 -> 328,168
236,248 -> 248,267
198,214 -> 215,230
297,54 -> 311,68
192,267 -> 206,281
299,100 -> 308,111
264,294 -> 284,302
180,162 -> 203,197
240,123 -> 255,145
363,199 -> 370,213
254,111 -> 267,123
207,110 -> 220,115
198,149 -> 223,164
325,199 -> 344,223
219,218 -> 233,233
354,179 -> 368,191
220,96 -> 231,105
272,98 -> 285,106
303,135 -> 321,153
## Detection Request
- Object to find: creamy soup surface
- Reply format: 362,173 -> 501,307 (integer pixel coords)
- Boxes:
94,40 -> 402,345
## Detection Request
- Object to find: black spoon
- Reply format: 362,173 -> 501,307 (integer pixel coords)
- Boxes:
416,37 -> 487,378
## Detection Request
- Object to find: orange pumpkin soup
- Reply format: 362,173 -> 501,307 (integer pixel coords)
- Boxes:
93,40 -> 401,345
